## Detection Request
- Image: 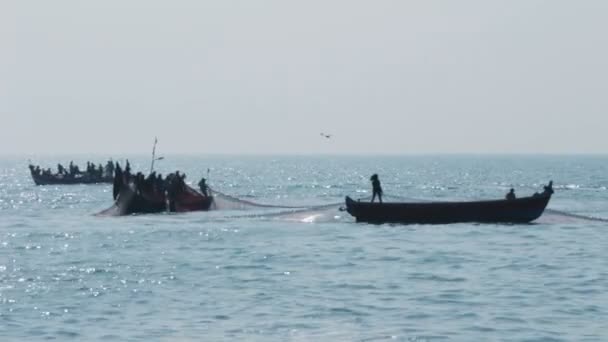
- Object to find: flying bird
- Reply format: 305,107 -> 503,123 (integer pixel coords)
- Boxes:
320,133 -> 332,139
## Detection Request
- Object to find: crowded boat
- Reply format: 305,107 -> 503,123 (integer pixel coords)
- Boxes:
108,161 -> 213,215
29,160 -> 115,185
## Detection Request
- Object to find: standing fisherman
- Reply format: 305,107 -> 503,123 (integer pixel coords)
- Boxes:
198,177 -> 209,197
543,181 -> 554,195
105,160 -> 115,178
113,163 -> 123,200
370,174 -> 383,203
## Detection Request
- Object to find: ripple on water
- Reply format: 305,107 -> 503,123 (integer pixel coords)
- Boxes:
1,156 -> 608,341
408,273 -> 468,283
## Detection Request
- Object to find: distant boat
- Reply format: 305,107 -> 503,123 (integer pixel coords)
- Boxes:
29,165 -> 112,186
344,184 -> 553,225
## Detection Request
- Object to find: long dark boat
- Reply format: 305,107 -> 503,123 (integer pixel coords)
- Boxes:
29,164 -> 113,185
30,172 -> 113,186
345,184 -> 553,225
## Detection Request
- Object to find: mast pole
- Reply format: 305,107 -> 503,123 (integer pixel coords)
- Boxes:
150,137 -> 158,173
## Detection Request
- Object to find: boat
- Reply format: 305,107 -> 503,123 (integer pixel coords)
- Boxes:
116,185 -> 168,215
344,183 -> 553,224
30,172 -> 113,186
29,163 -> 113,185
170,184 -> 214,212
106,177 -> 213,216
97,139 -> 213,215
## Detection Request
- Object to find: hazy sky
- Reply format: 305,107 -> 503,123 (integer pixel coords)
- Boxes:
2,1 -> 607,155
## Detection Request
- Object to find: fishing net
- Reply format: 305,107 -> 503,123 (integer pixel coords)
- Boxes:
94,187 -> 135,217
208,187 -> 307,210
96,186 -> 608,225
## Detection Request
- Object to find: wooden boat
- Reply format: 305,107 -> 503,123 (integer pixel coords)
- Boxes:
30,172 -> 113,186
344,185 -> 553,225
29,165 -> 112,186
118,185 -> 168,215
170,185 -> 214,212
110,183 -> 213,216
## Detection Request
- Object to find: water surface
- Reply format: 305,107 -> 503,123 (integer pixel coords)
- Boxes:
1,155 -> 607,341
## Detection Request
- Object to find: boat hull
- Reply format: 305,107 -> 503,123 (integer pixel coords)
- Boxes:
345,194 -> 551,225
32,174 -> 112,186
108,184 -> 213,216
171,186 -> 214,212
117,186 -> 167,215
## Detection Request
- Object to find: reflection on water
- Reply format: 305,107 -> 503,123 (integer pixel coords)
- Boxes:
0,155 -> 607,341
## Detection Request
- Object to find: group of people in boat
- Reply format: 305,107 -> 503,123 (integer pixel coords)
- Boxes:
31,155 -> 552,208
369,174 -> 554,203
505,181 -> 553,200
29,160 -> 116,179
112,160 -> 209,202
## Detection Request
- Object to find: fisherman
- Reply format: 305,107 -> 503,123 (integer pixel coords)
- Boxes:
173,172 -> 186,192
105,160 -> 115,177
144,172 -> 156,193
156,174 -> 165,194
113,163 -> 123,200
134,172 -> 144,195
57,163 -> 66,175
370,174 -> 383,203
69,161 -> 75,174
166,173 -> 181,212
543,181 -> 554,195
506,188 -> 516,200
198,177 -> 209,197
174,172 -> 182,190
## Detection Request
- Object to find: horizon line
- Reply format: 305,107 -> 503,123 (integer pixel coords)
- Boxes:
2,152 -> 608,157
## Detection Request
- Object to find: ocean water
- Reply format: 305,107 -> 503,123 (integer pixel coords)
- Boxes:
0,155 -> 607,341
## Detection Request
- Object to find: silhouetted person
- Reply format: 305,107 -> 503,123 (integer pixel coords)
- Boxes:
105,160 -> 115,178
156,174 -> 165,194
506,188 -> 516,200
174,171 -> 186,192
370,174 -> 383,203
134,172 -> 144,194
543,181 -> 554,195
57,164 -> 66,175
113,163 -> 123,200
198,177 -> 208,197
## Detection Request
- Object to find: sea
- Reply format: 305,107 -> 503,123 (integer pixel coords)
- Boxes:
0,155 -> 606,341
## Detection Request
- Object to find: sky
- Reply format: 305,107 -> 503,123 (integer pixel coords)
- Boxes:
2,1 -> 607,155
